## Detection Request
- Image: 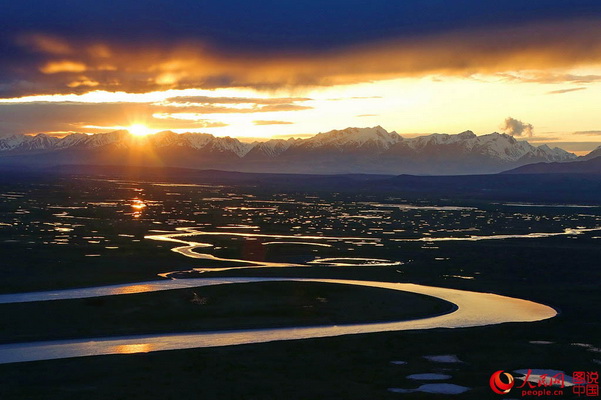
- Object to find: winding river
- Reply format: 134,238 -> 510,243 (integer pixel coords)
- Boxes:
0,277 -> 556,365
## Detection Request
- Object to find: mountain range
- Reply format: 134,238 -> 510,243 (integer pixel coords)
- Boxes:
504,154 -> 601,174
0,126 -> 593,175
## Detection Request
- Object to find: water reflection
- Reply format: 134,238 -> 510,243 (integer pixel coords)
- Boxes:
3,178 -> 600,256
112,284 -> 157,295
263,241 -> 333,248
307,257 -> 403,267
0,277 -> 557,365
393,227 -> 601,242
131,199 -> 147,210
114,343 -> 154,354
144,227 -> 384,272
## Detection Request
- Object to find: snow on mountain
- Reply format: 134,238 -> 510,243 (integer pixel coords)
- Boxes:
247,138 -> 298,157
281,127 -> 575,163
0,126 -> 582,173
0,134 -> 27,150
302,126 -> 402,150
147,131 -> 253,157
26,134 -> 60,150
471,133 -> 529,160
532,144 -> 576,162
401,131 -> 576,162
55,133 -> 90,148
208,136 -> 254,157
177,132 -> 213,149
405,130 -> 477,150
55,130 -> 130,149
0,133 -> 60,152
0,130 -> 253,157
145,131 -> 206,148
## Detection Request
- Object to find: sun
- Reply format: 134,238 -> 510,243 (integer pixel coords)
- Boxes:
128,124 -> 155,137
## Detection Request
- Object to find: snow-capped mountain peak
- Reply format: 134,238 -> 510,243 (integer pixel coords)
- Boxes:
304,126 -> 402,150
457,130 -> 477,139
0,126 -> 582,174
248,138 -> 297,157
55,133 -> 90,148
210,136 -> 255,157
0,134 -> 27,150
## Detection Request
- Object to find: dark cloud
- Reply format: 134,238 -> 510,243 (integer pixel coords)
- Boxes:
2,16 -> 601,97
253,120 -> 293,125
5,1 -> 599,52
546,87 -> 587,94
501,117 -> 534,137
573,130 -> 601,136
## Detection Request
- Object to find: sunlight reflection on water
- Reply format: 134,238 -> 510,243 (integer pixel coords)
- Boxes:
114,343 -> 154,354
144,227 -> 384,272
112,284 -> 158,295
0,278 -> 557,365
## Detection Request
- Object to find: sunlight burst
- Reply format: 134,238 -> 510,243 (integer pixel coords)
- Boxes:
128,124 -> 155,137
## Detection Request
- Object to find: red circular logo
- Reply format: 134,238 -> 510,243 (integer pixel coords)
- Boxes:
490,370 -> 515,394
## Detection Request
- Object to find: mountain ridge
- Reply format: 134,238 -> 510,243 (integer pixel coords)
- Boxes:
502,156 -> 601,174
0,126 -> 583,175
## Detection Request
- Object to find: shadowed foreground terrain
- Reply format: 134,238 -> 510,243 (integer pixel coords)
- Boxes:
0,172 -> 599,399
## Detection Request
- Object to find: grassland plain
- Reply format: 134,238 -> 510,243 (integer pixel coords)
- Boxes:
0,175 -> 599,399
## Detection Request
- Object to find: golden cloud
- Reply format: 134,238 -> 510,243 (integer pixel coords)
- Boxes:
149,101 -> 312,114
165,96 -> 311,104
40,60 -> 87,74
8,17 -> 601,97
253,120 -> 293,125
67,77 -> 100,88
0,97 -> 308,134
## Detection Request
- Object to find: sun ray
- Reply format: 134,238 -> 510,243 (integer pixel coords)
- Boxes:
128,124 -> 155,137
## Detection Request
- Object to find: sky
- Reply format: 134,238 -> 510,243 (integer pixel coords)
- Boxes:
1,1 -> 601,153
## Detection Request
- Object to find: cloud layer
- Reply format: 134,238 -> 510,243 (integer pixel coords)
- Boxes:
2,17 -> 601,98
2,2 -> 601,142
0,95 -> 311,135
